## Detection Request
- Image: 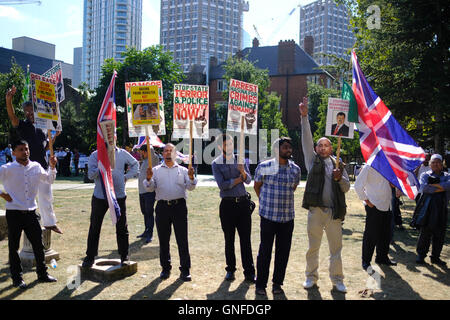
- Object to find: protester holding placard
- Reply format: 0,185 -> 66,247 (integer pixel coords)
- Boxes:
5,86 -> 62,234
299,97 -> 350,293
212,133 -> 256,283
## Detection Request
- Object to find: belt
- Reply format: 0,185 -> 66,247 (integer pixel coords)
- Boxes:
158,198 -> 185,206
223,195 -> 248,203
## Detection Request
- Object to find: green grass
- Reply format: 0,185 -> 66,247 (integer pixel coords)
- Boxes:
0,186 -> 448,300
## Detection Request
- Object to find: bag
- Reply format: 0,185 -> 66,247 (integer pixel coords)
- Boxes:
246,192 -> 256,214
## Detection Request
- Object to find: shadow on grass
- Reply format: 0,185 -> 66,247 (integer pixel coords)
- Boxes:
373,264 -> 423,300
206,279 -> 252,300
0,279 -> 40,300
129,277 -> 184,300
306,285 -> 322,300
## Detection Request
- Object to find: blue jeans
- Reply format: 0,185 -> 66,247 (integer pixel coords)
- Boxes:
139,192 -> 156,237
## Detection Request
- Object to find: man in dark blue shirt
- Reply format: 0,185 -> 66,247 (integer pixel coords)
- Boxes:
212,133 -> 255,283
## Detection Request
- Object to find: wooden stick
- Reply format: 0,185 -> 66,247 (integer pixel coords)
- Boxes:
145,125 -> 152,168
188,120 -> 193,169
239,115 -> 245,164
47,129 -> 54,157
335,136 -> 342,169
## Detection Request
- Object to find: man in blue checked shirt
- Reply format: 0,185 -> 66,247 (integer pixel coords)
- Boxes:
253,137 -> 301,296
212,133 -> 256,283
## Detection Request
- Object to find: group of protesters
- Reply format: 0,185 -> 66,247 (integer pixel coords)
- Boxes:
0,86 -> 448,295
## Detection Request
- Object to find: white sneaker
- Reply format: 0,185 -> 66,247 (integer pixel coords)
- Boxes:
334,282 -> 347,293
303,278 -> 316,289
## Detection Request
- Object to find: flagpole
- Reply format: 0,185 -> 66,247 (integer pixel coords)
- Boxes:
335,136 -> 342,171
239,115 -> 245,164
47,129 -> 54,158
145,125 -> 152,168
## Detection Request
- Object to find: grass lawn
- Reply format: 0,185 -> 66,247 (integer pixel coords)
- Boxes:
0,183 -> 448,300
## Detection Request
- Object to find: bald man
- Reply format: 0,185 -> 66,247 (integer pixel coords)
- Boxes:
299,97 -> 350,293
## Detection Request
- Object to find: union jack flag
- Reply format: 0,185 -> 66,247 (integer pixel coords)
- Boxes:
97,71 -> 121,224
352,51 -> 425,200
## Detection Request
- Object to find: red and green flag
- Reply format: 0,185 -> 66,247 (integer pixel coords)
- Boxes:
341,80 -> 358,123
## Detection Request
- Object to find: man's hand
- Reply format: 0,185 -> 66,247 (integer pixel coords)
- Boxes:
299,97 -> 308,118
6,85 -> 16,101
0,192 -> 13,202
237,164 -> 247,181
49,155 -> 57,169
365,199 -> 375,208
332,168 -> 343,181
45,225 -> 63,234
188,167 -> 195,180
146,167 -> 153,180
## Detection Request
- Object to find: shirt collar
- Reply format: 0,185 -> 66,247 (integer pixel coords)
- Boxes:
161,161 -> 179,168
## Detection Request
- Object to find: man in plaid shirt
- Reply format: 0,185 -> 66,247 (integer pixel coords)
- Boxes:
253,137 -> 301,296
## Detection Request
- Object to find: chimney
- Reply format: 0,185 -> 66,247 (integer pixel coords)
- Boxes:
252,37 -> 260,48
278,40 -> 296,75
303,36 -> 314,57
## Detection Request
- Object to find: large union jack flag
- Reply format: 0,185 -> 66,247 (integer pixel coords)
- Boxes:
352,51 -> 425,200
97,71 -> 121,224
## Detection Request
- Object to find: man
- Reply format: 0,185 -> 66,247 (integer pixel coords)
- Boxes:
414,154 -> 449,266
211,133 -> 255,283
81,146 -> 139,267
6,85 -> 62,234
299,97 -> 350,293
330,112 -> 349,137
253,137 -> 301,296
73,148 -> 80,176
144,143 -> 197,281
354,164 -> 398,272
4,144 -> 12,162
0,140 -> 58,289
137,144 -> 160,243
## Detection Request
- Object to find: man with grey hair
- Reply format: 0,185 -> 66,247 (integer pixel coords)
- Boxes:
299,97 -> 350,293
414,154 -> 449,266
144,143 -> 197,281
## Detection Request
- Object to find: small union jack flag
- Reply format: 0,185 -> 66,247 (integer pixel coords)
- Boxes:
352,50 -> 425,200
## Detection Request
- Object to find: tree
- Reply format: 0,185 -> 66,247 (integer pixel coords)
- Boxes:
83,46 -> 185,148
340,0 -> 449,153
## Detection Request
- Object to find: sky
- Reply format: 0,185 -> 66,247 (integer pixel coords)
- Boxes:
0,0 -> 315,64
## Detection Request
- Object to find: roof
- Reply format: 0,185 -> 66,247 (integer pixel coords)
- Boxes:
209,43 -> 325,80
0,47 -> 53,75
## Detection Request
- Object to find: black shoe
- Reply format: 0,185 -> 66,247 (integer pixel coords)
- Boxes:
180,272 -> 192,282
416,255 -> 426,264
255,287 -> 267,296
362,261 -> 371,271
160,270 -> 171,280
244,274 -> 256,283
375,258 -> 397,266
137,231 -> 147,239
145,236 -> 152,244
121,256 -> 130,266
82,256 -> 95,268
12,279 -> 27,289
38,274 -> 57,283
430,257 -> 447,267
272,284 -> 284,295
225,271 -> 235,281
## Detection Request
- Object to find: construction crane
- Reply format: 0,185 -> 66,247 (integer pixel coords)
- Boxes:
253,24 -> 263,45
0,0 -> 42,5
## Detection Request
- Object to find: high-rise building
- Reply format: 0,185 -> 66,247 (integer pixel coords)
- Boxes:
299,0 -> 355,65
82,0 -> 142,89
160,0 -> 249,73
73,47 -> 83,88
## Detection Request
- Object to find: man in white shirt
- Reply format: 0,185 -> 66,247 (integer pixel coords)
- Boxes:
354,164 -> 397,271
0,140 -> 58,289
144,143 -> 197,281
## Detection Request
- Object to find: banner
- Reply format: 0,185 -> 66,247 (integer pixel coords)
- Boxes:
227,79 -> 258,135
42,62 -> 65,103
30,72 -> 62,131
125,81 -> 166,136
130,85 -> 160,126
172,84 -> 209,139
325,97 -> 354,139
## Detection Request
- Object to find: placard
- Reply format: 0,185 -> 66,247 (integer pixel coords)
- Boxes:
325,98 -> 354,139
226,79 -> 258,135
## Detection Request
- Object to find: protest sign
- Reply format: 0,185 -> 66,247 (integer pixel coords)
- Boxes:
42,62 -> 65,103
325,98 -> 354,139
30,72 -> 62,131
125,81 -> 166,136
130,85 -> 160,126
226,79 -> 258,135
172,84 -> 209,139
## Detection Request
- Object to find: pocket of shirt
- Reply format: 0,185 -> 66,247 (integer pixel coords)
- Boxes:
176,172 -> 185,186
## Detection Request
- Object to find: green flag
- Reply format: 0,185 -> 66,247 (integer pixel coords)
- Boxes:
22,64 -> 30,103
341,80 -> 358,123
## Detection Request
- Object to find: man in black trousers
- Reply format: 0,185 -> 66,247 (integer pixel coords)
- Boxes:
212,133 -> 256,283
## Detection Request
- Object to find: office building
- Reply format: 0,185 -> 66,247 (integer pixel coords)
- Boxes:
299,0 -> 355,65
82,0 -> 142,89
160,0 -> 249,72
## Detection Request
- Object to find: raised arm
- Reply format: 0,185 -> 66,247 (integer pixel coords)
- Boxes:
299,97 -> 315,172
5,86 -> 20,127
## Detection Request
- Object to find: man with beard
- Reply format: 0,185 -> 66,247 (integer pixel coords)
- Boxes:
253,137 -> 301,296
5,86 -> 62,234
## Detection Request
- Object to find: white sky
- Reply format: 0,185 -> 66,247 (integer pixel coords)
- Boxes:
0,0 -> 315,64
